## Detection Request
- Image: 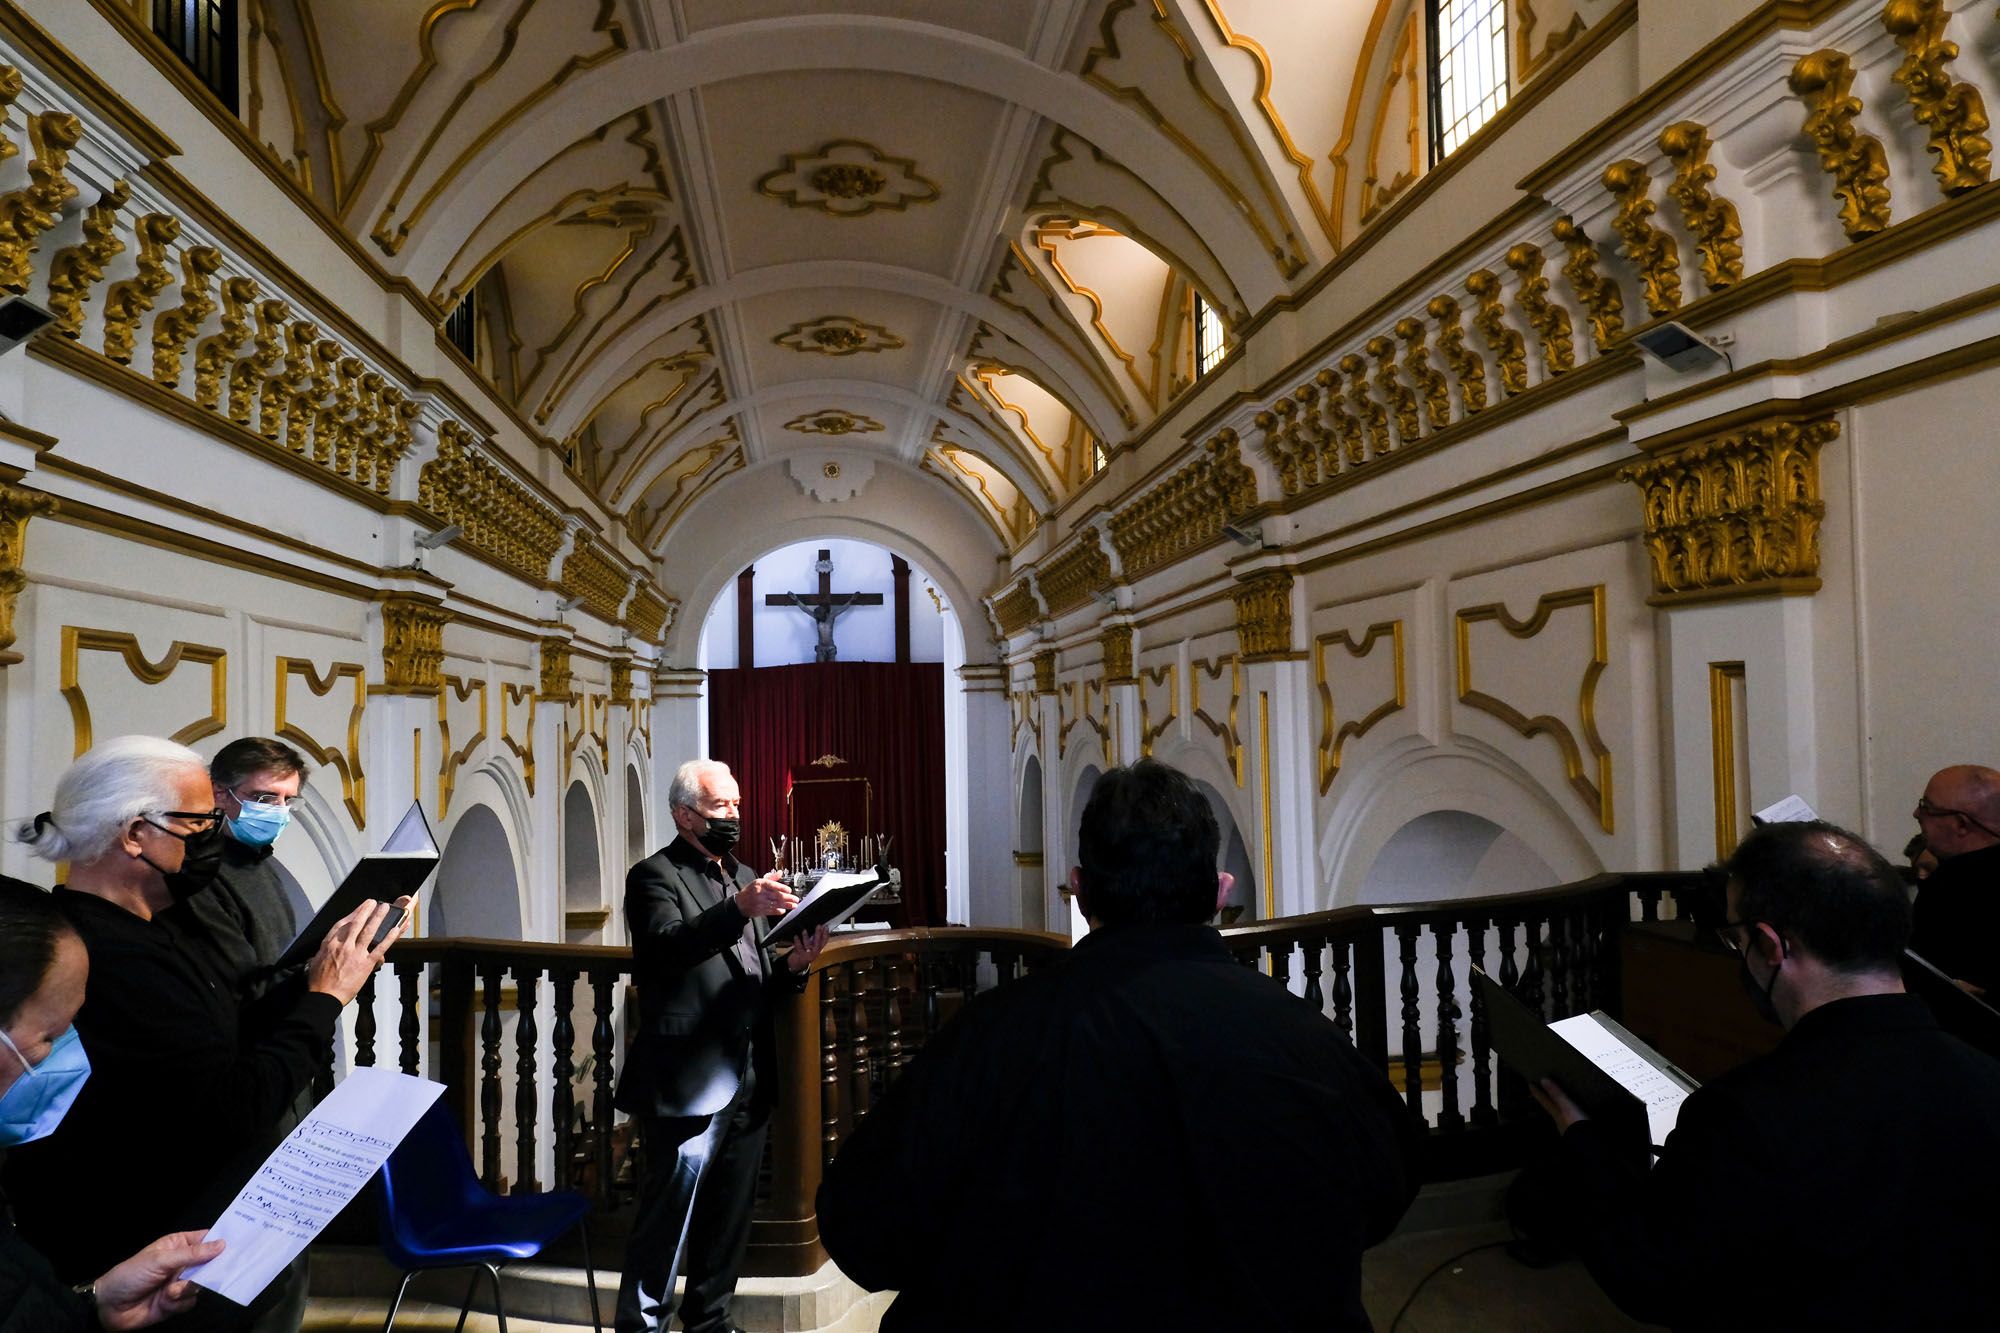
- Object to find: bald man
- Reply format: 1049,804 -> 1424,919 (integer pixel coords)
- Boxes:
1909,764 -> 2000,995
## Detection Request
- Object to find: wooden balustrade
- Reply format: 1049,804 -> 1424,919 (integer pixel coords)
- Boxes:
355,873 -> 1707,1276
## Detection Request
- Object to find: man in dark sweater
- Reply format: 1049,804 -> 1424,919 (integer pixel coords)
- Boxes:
1534,820 -> 2000,1330
1908,763 -> 2000,995
817,759 -> 1421,1332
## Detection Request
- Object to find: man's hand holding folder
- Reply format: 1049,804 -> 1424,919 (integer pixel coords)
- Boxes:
303,896 -> 413,1005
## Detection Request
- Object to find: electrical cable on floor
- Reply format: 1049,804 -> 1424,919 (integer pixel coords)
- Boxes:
1387,1238 -> 1514,1331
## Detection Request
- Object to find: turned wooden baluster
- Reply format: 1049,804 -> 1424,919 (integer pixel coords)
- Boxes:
354,972 -> 377,1067
1637,885 -> 1662,922
514,964 -> 539,1194
920,953 -> 942,1041
822,964 -> 844,1164
1433,922 -> 1464,1132
479,965 -> 504,1189
1550,913 -> 1572,1018
1331,940 -> 1354,1040
550,967 -> 577,1191
1396,922 -> 1423,1115
398,962 -> 421,1076
848,959 -> 873,1124
1521,919 -> 1546,1018
1271,940 -> 1292,992
1466,915 -> 1497,1127
1302,935 -> 1325,1013
591,968 -> 617,1200
883,956 -> 906,1075
1497,919 -> 1530,1118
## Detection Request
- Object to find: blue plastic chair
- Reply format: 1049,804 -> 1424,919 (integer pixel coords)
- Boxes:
375,1099 -> 604,1333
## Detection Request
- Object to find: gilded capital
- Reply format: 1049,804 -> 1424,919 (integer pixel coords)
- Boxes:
1032,648 -> 1056,695
0,483 -> 56,667
1232,568 -> 1296,660
609,656 -> 634,706
379,594 -> 449,695
1620,417 -> 1838,604
539,637 -> 575,702
1101,624 -> 1135,684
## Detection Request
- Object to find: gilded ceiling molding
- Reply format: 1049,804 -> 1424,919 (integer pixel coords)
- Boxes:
1101,624 -> 1135,685
1328,0 -> 1396,249
1501,244 -> 1575,376
1233,568 -> 1296,661
560,537 -> 630,622
539,636 -> 575,702
992,580 -> 1042,638
1659,122 -> 1745,290
1193,0 -> 1338,244
1364,334 -> 1421,444
1789,50 -> 1894,240
1620,416 -> 1837,604
529,224 -> 699,426
101,213 -> 181,364
1550,216 -> 1626,351
775,315 -> 906,357
0,483 -> 54,668
1881,0 -> 1991,195
1315,620 -> 1405,793
46,182 -> 129,336
436,673 -> 488,819
274,657 -> 367,828
1516,0 -> 1589,83
0,110 -> 82,293
1427,295 -> 1487,417
1032,218 -> 1162,409
624,582 -> 676,644
1032,649 -> 1057,696
784,409 -> 884,437
1602,160 -> 1681,317
1336,352 -> 1391,458
61,627 -> 227,757
1359,12 -> 1421,226
756,139 -> 939,217
1106,429 -> 1258,579
964,365 -> 1064,477
1464,270 -> 1529,397
151,244 -> 225,391
1394,316 -> 1452,432
989,244 -> 1141,429
379,594 -> 449,696
519,209 -> 664,418
194,277 -> 259,411
1038,529 -> 1114,617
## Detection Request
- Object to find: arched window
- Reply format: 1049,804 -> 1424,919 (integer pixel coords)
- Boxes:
1192,293 -> 1228,379
1427,0 -> 1509,161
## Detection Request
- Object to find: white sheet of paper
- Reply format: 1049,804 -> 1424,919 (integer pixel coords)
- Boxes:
182,1068 -> 443,1305
1549,1013 -> 1691,1147
771,869 -> 880,937
378,801 -> 439,855
1754,794 -> 1819,825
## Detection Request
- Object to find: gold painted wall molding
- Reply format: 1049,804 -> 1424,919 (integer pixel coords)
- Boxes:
1465,269 -> 1530,396
1602,159 -> 1682,317
60,626 -> 227,756
1659,122 -> 1745,290
45,182 -> 129,336
436,672 -> 488,820
1551,215 -> 1626,351
1359,11 -> 1421,226
500,680 -> 536,795
1138,661 -> 1177,756
0,110 -> 82,293
1315,619 -> 1405,792
1454,586 -> 1613,831
1232,568 -> 1296,660
1191,655 -> 1244,785
1620,415 -> 1836,604
0,483 -> 55,667
539,636 -> 575,702
1032,648 -> 1057,695
275,656 -> 366,827
1709,660 -> 1747,860
1881,0 -> 1991,195
1501,243 -> 1575,376
379,593 -> 449,695
1790,49 -> 1894,240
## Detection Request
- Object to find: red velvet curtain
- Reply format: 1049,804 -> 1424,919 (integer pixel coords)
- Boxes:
706,662 -> 945,926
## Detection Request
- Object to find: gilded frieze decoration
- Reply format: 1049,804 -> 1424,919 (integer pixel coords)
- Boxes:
379,594 -> 449,696
1312,370 -> 1366,469
756,139 -> 940,218
151,244 -> 224,391
1602,159 -> 1682,317
1427,295 -> 1487,417
560,538 -> 630,623
1315,620 -> 1406,793
1395,316 -> 1452,433
0,483 -> 54,667
1101,624 -> 1134,684
1138,662 -> 1177,757
437,674 -> 488,821
1365,335 -> 1422,444
1464,270 -> 1529,397
1659,122 -> 1745,290
625,583 -> 676,644
1337,354 -> 1391,459
539,637 -> 575,702
1106,430 -> 1257,579
783,409 -> 883,437
609,657 -> 632,706
1454,587 -> 1614,832
1037,529 -> 1112,617
0,109 -> 82,293
992,580 -> 1041,637
1501,245 -> 1575,377
1790,50 -> 1894,240
1620,416 -> 1837,604
774,315 -> 906,357
1551,216 -> 1626,351
195,278 -> 258,411
1256,390 -> 1341,498
419,422 -> 566,584
500,681 -> 536,796
1881,0 -> 1991,195
61,627 -> 227,757
275,658 -> 366,828
1032,648 -> 1056,696
46,182 -> 129,336
1232,569 -> 1296,661
101,213 -> 180,364
1191,656 -> 1243,787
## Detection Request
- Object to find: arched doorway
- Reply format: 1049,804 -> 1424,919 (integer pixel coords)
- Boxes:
1018,756 -> 1044,931
1192,778 -> 1258,925
1063,765 -> 1102,940
1358,811 -> 1558,904
625,764 -> 648,866
564,780 -> 604,943
431,803 -> 522,939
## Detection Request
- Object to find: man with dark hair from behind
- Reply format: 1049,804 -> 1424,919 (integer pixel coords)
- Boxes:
817,758 -> 1420,1332
1533,820 -> 2000,1330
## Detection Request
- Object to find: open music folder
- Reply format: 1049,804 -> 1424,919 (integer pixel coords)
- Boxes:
766,869 -> 884,947
272,802 -> 439,970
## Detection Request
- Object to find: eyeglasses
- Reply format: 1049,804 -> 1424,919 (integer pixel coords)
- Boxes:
230,787 -> 297,809
1715,917 -> 1758,954
1914,797 -> 2000,838
146,808 -> 226,834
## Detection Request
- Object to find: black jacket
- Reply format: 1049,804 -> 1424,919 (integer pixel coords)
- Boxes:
817,922 -> 1422,1333
0,1170 -> 92,1333
162,836 -> 298,1002
1550,992 -> 2000,1330
1911,842 -> 2000,995
614,838 -> 804,1119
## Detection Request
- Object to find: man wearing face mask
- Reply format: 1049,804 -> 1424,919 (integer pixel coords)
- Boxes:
2,735 -> 406,1331
1531,820 -> 2000,1330
613,758 -> 831,1333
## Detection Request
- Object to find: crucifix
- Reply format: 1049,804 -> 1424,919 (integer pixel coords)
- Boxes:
766,550 -> 883,662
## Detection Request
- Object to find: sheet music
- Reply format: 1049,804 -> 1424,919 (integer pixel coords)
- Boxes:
378,800 -> 439,855
182,1068 -> 442,1304
1549,1013 -> 1690,1146
1753,794 -> 1819,825
770,869 -> 879,938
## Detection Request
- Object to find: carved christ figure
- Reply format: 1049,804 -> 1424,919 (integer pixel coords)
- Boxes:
765,550 -> 883,662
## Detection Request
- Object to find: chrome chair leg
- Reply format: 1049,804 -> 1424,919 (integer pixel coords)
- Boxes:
580,1223 -> 604,1333
381,1271 -> 416,1333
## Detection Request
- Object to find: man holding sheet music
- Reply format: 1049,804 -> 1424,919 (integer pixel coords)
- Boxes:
1530,821 -> 2000,1329
614,758 -> 829,1333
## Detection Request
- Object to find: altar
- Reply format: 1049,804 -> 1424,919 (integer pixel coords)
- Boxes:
784,753 -> 898,918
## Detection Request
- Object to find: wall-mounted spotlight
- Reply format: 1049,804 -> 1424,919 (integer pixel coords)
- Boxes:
1632,321 -> 1733,374
556,594 -> 585,615
414,523 -> 464,551
0,298 -> 54,359
1222,520 -> 1265,548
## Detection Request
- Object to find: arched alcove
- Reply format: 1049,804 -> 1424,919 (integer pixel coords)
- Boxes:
431,803 -> 523,939
1063,764 -> 1103,938
625,764 -> 648,865
1017,755 -> 1044,931
1358,810 -> 1560,904
1193,778 -> 1259,925
563,780 -> 604,943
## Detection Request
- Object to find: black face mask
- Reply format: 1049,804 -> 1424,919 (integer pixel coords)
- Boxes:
1736,948 -> 1783,1027
140,819 -> 228,902
698,816 -> 741,857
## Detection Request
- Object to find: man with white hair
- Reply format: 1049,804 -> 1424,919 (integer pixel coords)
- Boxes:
2,735 -> 405,1331
1909,763 -> 2000,995
614,758 -> 830,1333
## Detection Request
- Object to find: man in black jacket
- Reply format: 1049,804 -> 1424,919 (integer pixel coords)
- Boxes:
1908,763 -> 2000,995
816,758 -> 1421,1332
613,759 -> 828,1333
1535,820 -> 2000,1330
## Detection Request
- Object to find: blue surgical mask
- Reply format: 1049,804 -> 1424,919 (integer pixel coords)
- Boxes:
227,798 -> 291,847
0,1024 -> 91,1145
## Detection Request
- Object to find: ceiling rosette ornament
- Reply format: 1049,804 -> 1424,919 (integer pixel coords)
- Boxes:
757,139 -> 941,217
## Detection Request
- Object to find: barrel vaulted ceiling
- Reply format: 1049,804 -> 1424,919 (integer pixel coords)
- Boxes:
239,0 -> 1610,562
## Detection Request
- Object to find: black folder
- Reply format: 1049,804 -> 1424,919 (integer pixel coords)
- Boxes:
765,870 -> 884,947
1903,949 -> 2000,1060
272,802 -> 439,970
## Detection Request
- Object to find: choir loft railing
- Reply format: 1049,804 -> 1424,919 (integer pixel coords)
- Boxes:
351,872 -> 1709,1277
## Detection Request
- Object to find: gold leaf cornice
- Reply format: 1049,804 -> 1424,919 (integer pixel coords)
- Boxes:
1551,215 -> 1626,351
379,594 -> 449,696
0,483 -> 55,667
625,582 -> 675,643
1660,122 -> 1745,290
1881,0 -> 1991,195
1037,529 -> 1113,617
61,627 -> 227,756
1106,429 -> 1257,579
1427,294 -> 1487,417
1032,648 -> 1057,696
1602,159 -> 1682,317
992,580 -> 1041,637
418,421 -> 566,585
539,636 -> 574,702
1101,624 -> 1135,684
1232,568 -> 1295,661
1790,49 -> 1894,240
560,537 -> 629,622
1315,620 -> 1405,792
1501,244 -> 1575,376
275,657 -> 366,827
1620,415 -> 1836,604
